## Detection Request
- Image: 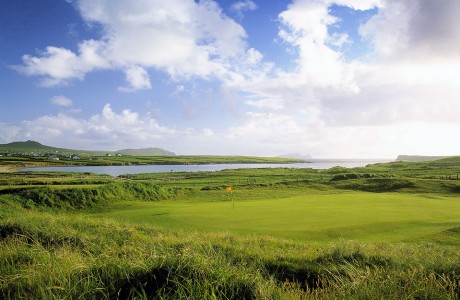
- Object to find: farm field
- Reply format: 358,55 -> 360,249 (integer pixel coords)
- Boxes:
1,156 -> 460,299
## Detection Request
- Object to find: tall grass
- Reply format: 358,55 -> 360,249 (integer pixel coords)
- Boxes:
1,199 -> 460,299
0,181 -> 192,210
2,160 -> 460,299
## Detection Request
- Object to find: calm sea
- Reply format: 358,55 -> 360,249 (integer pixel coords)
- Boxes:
21,159 -> 392,176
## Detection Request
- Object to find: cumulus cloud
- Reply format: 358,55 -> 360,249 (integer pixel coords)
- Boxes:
275,0 -> 360,91
14,0 -> 249,90
230,0 -> 258,18
0,104 -> 226,152
228,112 -> 304,140
231,0 -> 257,12
333,0 -> 382,11
15,47 -> 87,87
359,0 -> 460,61
230,0 -> 460,124
219,110 -> 460,157
9,0 -> 460,157
13,40 -> 109,86
118,65 -> 152,92
215,0 -> 460,158
50,95 -> 73,107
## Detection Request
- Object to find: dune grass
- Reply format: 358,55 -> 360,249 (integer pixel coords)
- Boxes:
2,201 -> 460,299
2,160 -> 460,299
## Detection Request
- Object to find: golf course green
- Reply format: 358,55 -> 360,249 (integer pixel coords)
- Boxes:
105,191 -> 460,242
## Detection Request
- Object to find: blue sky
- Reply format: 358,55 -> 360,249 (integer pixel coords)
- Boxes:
1,0 -> 460,158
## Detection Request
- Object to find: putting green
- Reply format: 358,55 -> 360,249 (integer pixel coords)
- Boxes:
104,191 -> 460,242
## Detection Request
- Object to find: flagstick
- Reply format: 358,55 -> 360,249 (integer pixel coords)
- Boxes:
226,185 -> 234,209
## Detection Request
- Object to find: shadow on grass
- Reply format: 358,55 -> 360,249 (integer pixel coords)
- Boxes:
0,223 -> 86,249
99,265 -> 257,300
264,261 -> 322,291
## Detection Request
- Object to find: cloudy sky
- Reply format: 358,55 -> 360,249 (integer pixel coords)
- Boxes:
1,0 -> 460,158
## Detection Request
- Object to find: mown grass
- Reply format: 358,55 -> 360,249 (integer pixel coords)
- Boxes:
104,190 -> 460,242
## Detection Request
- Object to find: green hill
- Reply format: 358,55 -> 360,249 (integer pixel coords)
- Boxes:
0,140 -> 175,157
117,147 -> 176,156
427,156 -> 460,166
396,155 -> 452,162
0,140 -> 71,154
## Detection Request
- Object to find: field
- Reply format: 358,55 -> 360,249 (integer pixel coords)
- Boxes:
1,157 -> 460,299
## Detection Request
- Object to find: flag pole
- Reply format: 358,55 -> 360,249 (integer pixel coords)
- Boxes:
232,189 -> 234,209
226,185 -> 234,209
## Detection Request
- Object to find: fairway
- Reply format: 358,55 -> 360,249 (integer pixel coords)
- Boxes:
104,191 -> 460,242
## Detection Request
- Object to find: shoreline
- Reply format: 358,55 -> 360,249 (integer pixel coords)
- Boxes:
0,166 -> 16,173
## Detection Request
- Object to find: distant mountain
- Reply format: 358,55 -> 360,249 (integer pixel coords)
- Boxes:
3,140 -> 46,149
278,153 -> 312,161
396,155 -> 452,162
117,147 -> 176,156
0,140 -> 175,156
0,140 -> 70,153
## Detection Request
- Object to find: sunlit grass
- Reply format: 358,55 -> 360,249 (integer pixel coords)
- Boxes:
2,158 -> 460,299
104,191 -> 460,242
1,205 -> 460,299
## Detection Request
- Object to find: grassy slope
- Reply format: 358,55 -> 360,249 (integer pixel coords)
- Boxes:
2,159 -> 460,299
0,140 -> 173,156
2,200 -> 460,299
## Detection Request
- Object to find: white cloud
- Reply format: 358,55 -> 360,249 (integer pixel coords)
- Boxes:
14,0 -> 249,90
13,40 -> 110,87
360,0 -> 460,60
2,103 -> 460,158
202,128 -> 214,137
118,65 -> 152,92
245,98 -> 285,110
245,48 -> 263,65
85,104 -> 174,142
15,47 -> 86,86
50,95 -> 73,107
214,0 -> 460,158
275,0 -> 359,91
231,0 -> 257,12
333,0 -> 382,11
230,0 -> 258,18
225,112 -> 309,155
0,104 -> 223,152
230,0 -> 460,126
9,0 -> 460,157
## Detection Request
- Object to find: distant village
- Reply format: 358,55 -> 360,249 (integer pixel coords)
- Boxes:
0,151 -> 122,160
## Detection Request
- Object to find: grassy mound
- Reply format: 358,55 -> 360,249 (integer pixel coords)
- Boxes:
0,181 -> 192,209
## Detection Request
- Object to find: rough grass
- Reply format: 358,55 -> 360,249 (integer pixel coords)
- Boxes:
2,160 -> 460,299
0,181 -> 192,210
1,202 -> 460,299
